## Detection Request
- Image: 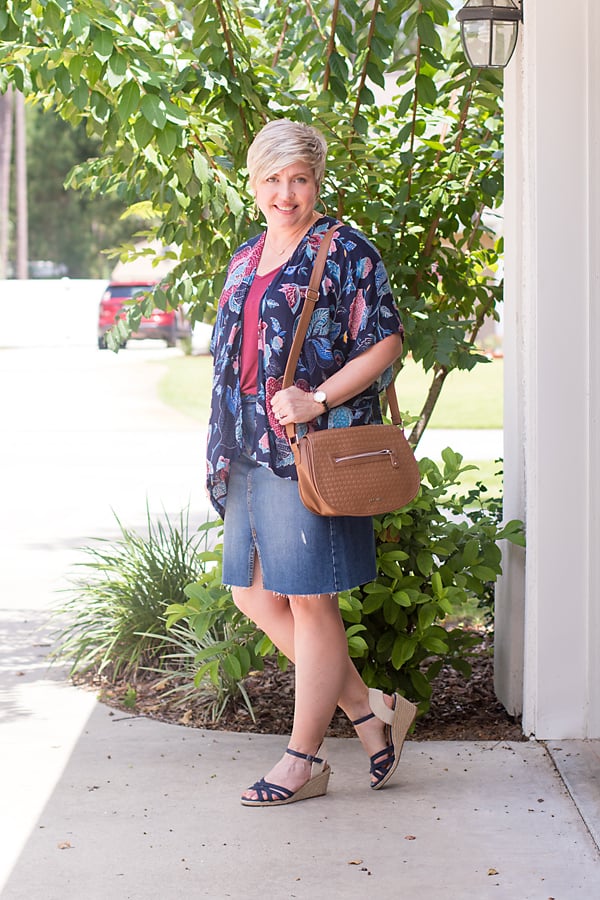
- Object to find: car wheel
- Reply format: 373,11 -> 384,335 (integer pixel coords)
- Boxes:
98,336 -> 107,350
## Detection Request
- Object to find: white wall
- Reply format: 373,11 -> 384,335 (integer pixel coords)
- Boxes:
0,279 -> 107,348
0,279 -> 212,351
498,0 -> 600,738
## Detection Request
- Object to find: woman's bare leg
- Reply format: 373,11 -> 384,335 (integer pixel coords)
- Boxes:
233,557 -> 396,793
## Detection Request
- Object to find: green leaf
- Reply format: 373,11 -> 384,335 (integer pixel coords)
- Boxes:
391,635 -> 416,669
451,658 -> 472,678
418,603 -> 438,631
431,571 -> 443,598
348,635 -> 369,657
416,550 -> 434,576
118,80 -> 140,122
133,114 -> 154,149
416,73 -> 437,106
392,590 -> 413,608
141,93 -> 167,129
107,51 -> 127,88
157,125 -> 178,157
397,89 -> 414,117
223,654 -> 242,681
410,669 -> 432,700
328,50 -> 348,82
471,565 -> 498,582
417,12 -> 439,48
381,550 -> 409,562
361,592 -> 386,614
383,595 -> 400,625
462,539 -> 481,566
70,12 -> 90,41
93,29 -> 113,62
72,80 -> 89,110
192,150 -> 209,182
421,634 -> 448,654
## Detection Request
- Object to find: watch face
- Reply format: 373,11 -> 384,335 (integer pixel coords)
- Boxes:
314,390 -> 326,403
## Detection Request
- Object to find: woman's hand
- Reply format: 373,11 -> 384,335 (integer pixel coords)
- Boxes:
272,332 -> 403,426
271,385 -> 323,425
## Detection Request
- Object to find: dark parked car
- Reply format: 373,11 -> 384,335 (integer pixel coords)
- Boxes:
97,281 -> 190,349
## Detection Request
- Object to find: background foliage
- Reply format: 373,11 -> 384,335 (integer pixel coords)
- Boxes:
3,1 -> 515,714
0,0 -> 503,438
26,106 -> 144,276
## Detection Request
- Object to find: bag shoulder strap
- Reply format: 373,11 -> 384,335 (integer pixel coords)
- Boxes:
282,224 -> 338,392
282,222 -> 403,432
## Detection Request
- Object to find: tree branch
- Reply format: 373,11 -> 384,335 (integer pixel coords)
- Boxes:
408,364 -> 448,449
272,6 -> 291,67
304,0 -> 326,38
349,0 -> 380,135
214,0 -> 250,142
323,0 -> 340,92
400,3 -> 423,243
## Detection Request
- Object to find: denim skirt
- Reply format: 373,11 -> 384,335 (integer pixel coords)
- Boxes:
221,397 -> 376,595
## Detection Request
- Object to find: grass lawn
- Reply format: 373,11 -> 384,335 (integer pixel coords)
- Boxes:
156,354 -> 214,424
157,354 -> 503,429
156,354 -> 504,494
451,458 -> 503,496
397,357 -> 503,429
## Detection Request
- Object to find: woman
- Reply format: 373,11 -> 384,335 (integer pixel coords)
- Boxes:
207,119 -> 417,806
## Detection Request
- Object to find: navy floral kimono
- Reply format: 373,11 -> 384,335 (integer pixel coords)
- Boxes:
206,216 -> 403,517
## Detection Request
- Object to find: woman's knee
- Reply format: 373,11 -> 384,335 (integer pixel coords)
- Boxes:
289,592 -> 340,621
232,584 -> 287,625
231,586 -> 252,616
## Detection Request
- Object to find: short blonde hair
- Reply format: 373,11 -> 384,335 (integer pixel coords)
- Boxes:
247,119 -> 328,194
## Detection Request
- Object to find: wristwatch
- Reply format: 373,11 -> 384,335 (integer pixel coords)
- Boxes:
313,389 -> 329,413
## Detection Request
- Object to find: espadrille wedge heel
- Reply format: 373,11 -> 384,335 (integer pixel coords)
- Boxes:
352,688 -> 417,790
240,744 -> 330,807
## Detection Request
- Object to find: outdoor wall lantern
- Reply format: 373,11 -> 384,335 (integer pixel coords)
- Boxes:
457,0 -> 523,69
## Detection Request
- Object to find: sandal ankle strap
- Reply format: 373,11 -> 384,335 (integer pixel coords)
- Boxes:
286,747 -> 324,765
351,711 -> 376,727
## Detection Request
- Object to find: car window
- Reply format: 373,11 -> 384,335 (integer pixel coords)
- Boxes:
108,285 -> 153,298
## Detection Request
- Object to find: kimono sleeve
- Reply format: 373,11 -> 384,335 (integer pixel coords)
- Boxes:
341,236 -> 404,363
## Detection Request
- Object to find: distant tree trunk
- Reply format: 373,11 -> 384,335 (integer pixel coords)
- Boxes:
0,87 -> 14,278
14,90 -> 28,278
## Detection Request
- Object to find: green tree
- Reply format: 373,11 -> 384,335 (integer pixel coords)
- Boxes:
0,0 -> 503,440
26,106 -> 146,276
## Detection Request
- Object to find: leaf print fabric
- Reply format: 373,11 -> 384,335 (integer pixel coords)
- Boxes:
206,216 -> 403,517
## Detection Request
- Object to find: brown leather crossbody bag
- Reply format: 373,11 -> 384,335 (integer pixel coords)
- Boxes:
283,224 -> 420,517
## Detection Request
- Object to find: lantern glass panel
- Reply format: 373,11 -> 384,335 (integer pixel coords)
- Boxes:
491,21 -> 518,67
461,20 -> 493,67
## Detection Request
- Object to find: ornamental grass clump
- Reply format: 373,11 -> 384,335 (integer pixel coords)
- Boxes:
52,507 -> 211,679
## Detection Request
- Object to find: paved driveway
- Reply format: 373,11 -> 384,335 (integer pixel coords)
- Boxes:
1,346 -> 599,899
1,345 -> 211,609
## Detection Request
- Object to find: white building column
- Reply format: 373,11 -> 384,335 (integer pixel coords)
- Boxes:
497,0 -> 600,738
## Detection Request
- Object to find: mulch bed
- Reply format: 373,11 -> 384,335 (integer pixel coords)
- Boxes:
79,634 -> 524,742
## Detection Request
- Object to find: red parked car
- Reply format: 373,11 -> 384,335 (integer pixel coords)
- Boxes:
97,281 -> 190,349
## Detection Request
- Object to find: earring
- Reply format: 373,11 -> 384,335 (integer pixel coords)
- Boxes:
250,200 -> 260,220
315,196 -> 328,217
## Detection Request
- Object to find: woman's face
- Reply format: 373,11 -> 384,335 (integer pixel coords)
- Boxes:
254,163 -> 318,233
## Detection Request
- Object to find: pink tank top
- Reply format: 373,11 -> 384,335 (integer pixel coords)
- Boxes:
239,267 -> 280,395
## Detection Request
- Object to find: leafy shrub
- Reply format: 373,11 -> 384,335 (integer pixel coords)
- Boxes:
339,449 -> 524,713
157,524 -> 275,722
53,456 -> 523,725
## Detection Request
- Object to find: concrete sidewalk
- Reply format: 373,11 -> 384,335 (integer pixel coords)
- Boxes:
1,347 -> 598,899
1,677 -> 599,899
